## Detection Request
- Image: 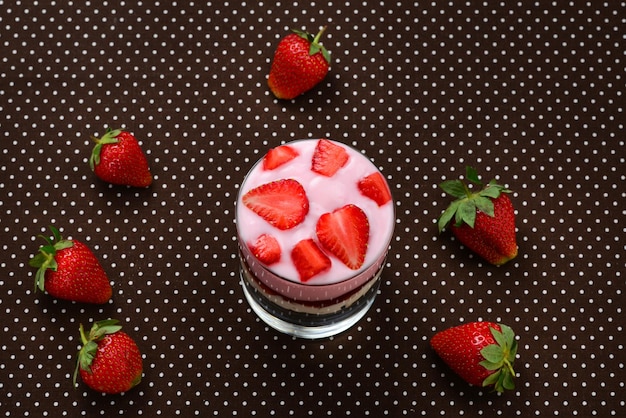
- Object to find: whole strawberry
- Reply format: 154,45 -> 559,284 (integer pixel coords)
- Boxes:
29,226 -> 112,304
438,167 -> 518,265
430,321 -> 518,392
268,27 -> 331,99
89,127 -> 152,187
74,319 -> 143,394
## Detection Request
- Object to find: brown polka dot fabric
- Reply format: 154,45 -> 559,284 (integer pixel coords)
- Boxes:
1,2 -> 624,416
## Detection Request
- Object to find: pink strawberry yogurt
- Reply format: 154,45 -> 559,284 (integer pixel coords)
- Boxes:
236,139 -> 395,304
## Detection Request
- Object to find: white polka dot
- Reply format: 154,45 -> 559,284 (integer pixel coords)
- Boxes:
1,1 -> 625,416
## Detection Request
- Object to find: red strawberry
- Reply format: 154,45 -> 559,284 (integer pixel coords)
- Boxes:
291,238 -> 332,282
438,167 -> 518,265
358,172 -> 392,206
311,139 -> 349,177
316,204 -> 369,270
242,179 -> 309,230
89,128 -> 152,187
29,226 -> 112,304
263,144 -> 299,170
248,233 -> 281,265
74,319 -> 143,394
430,321 -> 518,392
268,27 -> 331,99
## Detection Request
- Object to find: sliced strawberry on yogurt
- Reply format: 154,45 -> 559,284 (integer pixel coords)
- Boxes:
311,139 -> 349,177
263,144 -> 299,170
316,204 -> 369,270
358,172 -> 392,206
291,239 -> 332,282
248,233 -> 281,265
242,179 -> 309,230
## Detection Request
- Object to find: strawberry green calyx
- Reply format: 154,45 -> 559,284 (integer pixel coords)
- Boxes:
29,226 -> 74,292
437,166 -> 511,232
292,26 -> 331,65
73,319 -> 123,386
89,128 -> 122,171
480,323 -> 518,392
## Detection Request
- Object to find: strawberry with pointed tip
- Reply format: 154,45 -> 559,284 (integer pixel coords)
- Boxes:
29,226 -> 112,304
268,27 -> 331,100
74,319 -> 143,394
430,321 -> 518,393
316,204 -> 369,270
89,128 -> 152,187
242,178 -> 310,230
438,167 -> 518,265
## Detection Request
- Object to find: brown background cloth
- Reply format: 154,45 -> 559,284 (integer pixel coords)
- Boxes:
1,1 -> 624,416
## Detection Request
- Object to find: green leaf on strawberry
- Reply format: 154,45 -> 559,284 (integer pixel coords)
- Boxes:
438,166 -> 511,232
465,166 -> 480,184
89,128 -> 122,170
478,324 -> 518,392
438,180 -> 467,199
29,225 -> 74,292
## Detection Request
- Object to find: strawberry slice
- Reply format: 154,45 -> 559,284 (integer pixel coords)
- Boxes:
311,139 -> 349,177
263,145 -> 299,170
242,179 -> 309,230
358,172 -> 392,206
248,233 -> 281,265
291,239 -> 332,282
316,204 -> 369,270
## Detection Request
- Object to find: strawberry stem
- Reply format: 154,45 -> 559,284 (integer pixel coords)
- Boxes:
293,26 -> 331,64
313,26 -> 327,44
73,323 -> 89,387
79,323 -> 89,345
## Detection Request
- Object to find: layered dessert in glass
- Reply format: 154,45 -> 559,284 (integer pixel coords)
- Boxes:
236,139 -> 395,338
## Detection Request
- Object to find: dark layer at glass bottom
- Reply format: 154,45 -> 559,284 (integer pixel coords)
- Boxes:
239,258 -> 383,338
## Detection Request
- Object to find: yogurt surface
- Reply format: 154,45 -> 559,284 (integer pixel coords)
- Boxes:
236,139 -> 395,286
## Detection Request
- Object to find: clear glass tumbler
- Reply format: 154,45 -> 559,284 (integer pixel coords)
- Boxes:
236,139 -> 395,339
